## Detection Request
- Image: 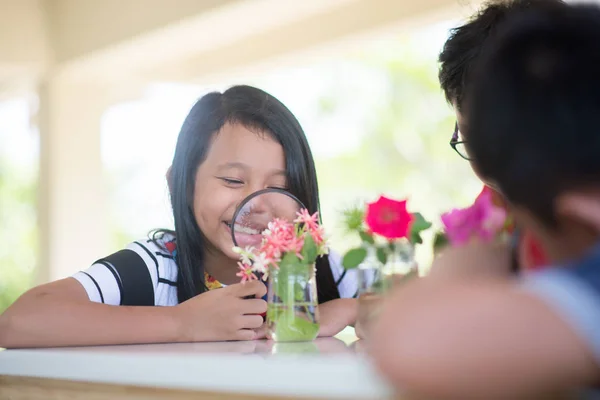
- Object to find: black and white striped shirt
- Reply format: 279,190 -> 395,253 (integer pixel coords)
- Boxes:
73,234 -> 363,306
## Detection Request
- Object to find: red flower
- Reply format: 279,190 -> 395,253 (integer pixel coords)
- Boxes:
365,196 -> 414,240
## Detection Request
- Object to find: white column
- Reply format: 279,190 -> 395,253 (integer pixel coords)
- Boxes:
37,77 -> 110,282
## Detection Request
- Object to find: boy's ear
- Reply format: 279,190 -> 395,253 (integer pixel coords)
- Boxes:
555,191 -> 600,234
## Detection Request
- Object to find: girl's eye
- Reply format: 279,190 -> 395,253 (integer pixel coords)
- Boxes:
267,186 -> 289,191
219,177 -> 244,186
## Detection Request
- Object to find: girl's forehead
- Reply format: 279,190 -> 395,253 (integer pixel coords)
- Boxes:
203,122 -> 285,171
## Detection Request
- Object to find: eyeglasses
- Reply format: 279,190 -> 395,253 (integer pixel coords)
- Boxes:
449,122 -> 472,160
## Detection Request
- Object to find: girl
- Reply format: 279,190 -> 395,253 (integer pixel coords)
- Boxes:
0,85 -> 358,348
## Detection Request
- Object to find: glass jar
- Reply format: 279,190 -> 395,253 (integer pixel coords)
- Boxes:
266,262 -> 319,342
382,241 -> 418,287
356,242 -> 418,338
356,247 -> 385,339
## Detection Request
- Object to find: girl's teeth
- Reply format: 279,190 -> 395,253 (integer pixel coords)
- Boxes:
235,224 -> 260,235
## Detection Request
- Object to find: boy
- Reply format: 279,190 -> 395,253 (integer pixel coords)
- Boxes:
439,0 -> 566,273
372,4 -> 600,398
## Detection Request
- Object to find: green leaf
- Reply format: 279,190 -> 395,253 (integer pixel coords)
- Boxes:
294,282 -> 305,302
301,234 -> 318,264
342,247 -> 367,269
409,212 -> 432,245
411,212 -> 432,230
272,311 -> 320,342
280,252 -> 301,269
273,253 -> 305,301
388,241 -> 396,253
433,231 -> 449,254
410,232 -> 423,245
342,207 -> 365,232
359,231 -> 375,245
376,247 -> 388,265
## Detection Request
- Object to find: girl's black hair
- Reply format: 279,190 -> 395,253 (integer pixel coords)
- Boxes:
154,85 -> 340,304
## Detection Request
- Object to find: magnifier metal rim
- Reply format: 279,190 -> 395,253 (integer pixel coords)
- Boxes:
230,188 -> 306,248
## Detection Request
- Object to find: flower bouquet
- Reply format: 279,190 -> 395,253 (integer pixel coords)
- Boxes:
342,195 -> 432,276
341,195 -> 432,337
234,209 -> 328,342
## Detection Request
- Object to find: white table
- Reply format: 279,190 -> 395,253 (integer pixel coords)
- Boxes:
0,336 -> 394,399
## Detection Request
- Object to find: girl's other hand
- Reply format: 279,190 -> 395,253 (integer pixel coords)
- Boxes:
317,298 -> 358,338
174,281 -> 267,342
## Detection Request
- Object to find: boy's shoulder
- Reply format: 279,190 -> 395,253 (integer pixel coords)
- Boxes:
520,245 -> 600,363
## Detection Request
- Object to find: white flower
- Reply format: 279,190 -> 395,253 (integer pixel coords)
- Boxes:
233,246 -> 256,266
251,252 -> 270,275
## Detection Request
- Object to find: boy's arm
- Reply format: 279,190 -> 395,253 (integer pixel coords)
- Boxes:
428,241 -> 515,281
370,247 -> 599,399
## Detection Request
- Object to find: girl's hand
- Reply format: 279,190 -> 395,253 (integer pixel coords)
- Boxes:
317,298 -> 358,338
354,318 -> 366,340
174,281 -> 267,342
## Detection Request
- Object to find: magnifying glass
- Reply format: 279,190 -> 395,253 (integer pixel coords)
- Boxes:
230,188 -> 305,251
231,188 -> 305,303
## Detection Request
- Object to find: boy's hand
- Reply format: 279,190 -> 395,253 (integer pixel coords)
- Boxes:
429,241 -> 513,282
174,281 -> 267,342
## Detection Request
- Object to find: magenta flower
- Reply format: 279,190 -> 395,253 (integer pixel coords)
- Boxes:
365,196 -> 414,240
441,190 -> 507,246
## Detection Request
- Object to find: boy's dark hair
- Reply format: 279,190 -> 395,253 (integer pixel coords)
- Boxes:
438,0 -> 565,111
466,4 -> 600,226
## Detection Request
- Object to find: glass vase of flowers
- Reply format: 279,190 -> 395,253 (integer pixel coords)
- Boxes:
341,195 -> 432,337
235,209 -> 328,342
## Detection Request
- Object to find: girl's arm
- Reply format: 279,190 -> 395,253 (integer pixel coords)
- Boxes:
0,278 -> 179,348
0,278 -> 267,348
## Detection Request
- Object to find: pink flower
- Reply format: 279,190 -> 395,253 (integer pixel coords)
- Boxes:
295,209 -> 326,246
283,234 -> 305,259
441,190 -> 508,246
234,210 -> 329,284
236,262 -> 258,283
365,196 -> 414,240
309,225 -> 326,246
259,218 -> 295,260
295,209 -> 320,232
